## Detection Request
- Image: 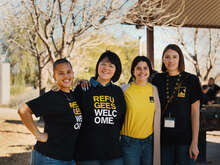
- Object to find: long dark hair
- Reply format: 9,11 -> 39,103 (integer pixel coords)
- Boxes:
161,44 -> 185,72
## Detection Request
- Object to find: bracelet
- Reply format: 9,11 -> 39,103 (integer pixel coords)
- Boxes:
35,131 -> 42,141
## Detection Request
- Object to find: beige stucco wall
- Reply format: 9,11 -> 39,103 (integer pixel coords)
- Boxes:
0,63 -> 10,104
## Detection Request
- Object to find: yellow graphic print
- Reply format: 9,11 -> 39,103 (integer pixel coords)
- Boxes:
69,102 -> 81,115
149,96 -> 154,103
178,87 -> 186,98
69,101 -> 82,130
93,96 -> 116,109
93,95 -> 117,125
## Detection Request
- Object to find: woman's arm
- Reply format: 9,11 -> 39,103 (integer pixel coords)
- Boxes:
18,104 -> 48,142
189,100 -> 200,160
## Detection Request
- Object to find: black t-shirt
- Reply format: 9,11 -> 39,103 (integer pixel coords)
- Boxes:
200,93 -> 211,106
207,84 -> 220,101
152,72 -> 202,145
26,90 -> 82,161
74,83 -> 126,161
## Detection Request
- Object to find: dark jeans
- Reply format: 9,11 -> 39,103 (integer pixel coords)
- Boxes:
31,150 -> 76,165
121,134 -> 153,165
78,158 -> 123,165
161,143 -> 195,165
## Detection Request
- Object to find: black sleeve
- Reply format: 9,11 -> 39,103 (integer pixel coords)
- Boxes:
73,85 -> 83,103
26,92 -> 52,117
215,85 -> 220,92
118,88 -> 126,130
73,84 -> 86,113
189,75 -> 202,104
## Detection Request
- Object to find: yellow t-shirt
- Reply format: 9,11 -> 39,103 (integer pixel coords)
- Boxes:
121,82 -> 155,139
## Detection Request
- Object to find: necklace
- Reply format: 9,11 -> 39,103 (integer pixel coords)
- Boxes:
60,90 -> 73,102
165,73 -> 182,103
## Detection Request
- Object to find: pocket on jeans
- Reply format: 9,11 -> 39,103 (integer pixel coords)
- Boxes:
120,136 -> 132,147
43,154 -> 58,163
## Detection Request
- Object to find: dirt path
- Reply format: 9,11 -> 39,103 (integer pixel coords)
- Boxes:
0,108 -> 42,165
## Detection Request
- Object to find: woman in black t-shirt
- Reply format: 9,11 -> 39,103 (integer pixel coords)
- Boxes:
18,59 -> 82,165
74,50 -> 126,165
152,44 -> 201,165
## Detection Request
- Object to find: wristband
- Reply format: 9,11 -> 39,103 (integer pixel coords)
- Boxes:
35,131 -> 42,141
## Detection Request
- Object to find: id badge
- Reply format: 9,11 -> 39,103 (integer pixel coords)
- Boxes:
164,117 -> 175,128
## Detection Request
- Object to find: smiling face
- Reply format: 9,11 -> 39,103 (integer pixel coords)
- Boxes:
53,62 -> 74,92
163,49 -> 180,75
97,57 -> 116,85
133,61 -> 149,83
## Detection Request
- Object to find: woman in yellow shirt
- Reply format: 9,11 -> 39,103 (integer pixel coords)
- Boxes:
121,56 -> 161,165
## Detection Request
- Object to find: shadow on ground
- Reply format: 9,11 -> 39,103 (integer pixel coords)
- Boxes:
0,151 -> 31,165
5,120 -> 24,125
0,130 -> 30,135
8,145 -> 33,149
5,119 -> 44,128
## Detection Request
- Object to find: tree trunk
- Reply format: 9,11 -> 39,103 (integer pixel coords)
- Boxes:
36,56 -> 48,123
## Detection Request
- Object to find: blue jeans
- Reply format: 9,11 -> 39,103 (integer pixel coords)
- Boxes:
31,150 -> 76,165
78,158 -> 123,165
121,134 -> 153,165
161,144 -> 195,165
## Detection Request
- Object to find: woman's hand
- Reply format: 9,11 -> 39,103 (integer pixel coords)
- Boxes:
36,132 -> 48,142
77,79 -> 90,91
189,142 -> 199,160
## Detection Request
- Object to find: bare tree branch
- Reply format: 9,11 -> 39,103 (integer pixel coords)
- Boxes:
0,0 -> 130,91
176,28 -> 220,82
121,0 -> 186,27
204,29 -> 213,80
177,28 -> 196,64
